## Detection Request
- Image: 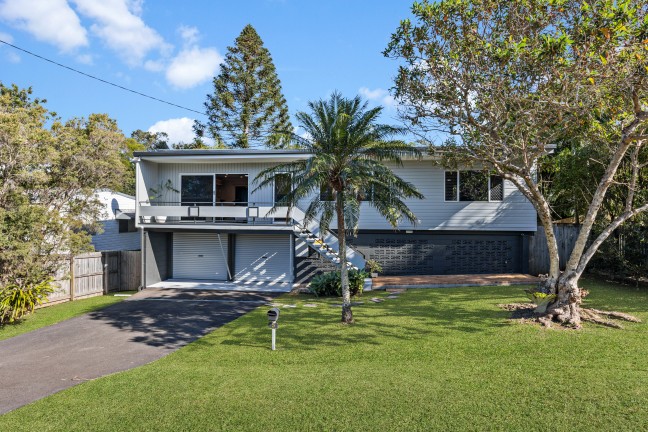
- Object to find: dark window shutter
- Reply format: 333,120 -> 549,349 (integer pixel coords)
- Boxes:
445,171 -> 458,201
490,176 -> 503,201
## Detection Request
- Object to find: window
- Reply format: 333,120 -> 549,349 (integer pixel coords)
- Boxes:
319,184 -> 372,202
445,171 -> 503,202
358,185 -> 374,202
459,171 -> 489,201
489,175 -> 504,201
320,184 -> 335,201
181,175 -> 214,206
445,171 -> 458,201
118,219 -> 137,233
274,173 -> 291,205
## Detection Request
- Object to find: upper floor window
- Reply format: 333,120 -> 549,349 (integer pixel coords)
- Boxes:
118,218 -> 137,233
320,184 -> 335,201
319,184 -> 372,202
274,173 -> 291,205
445,171 -> 504,202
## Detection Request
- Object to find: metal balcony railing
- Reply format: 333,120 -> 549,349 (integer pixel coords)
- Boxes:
137,201 -> 292,225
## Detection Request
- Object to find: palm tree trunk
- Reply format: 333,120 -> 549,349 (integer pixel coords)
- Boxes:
336,189 -> 353,324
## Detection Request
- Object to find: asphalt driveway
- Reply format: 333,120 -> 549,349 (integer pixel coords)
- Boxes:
0,288 -> 278,415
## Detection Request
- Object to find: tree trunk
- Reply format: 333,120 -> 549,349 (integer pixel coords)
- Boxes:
543,270 -> 582,328
336,189 -> 353,324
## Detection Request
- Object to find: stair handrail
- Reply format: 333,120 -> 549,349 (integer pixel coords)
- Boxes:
288,203 -> 367,263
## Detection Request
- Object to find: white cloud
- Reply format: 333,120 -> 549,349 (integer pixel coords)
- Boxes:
0,0 -> 88,52
166,45 -> 222,89
0,31 -> 19,62
76,53 -> 93,64
178,25 -> 199,46
71,0 -> 169,65
0,31 -> 13,43
359,87 -> 396,109
148,117 -> 196,145
126,0 -> 143,15
6,50 -> 20,63
143,59 -> 165,72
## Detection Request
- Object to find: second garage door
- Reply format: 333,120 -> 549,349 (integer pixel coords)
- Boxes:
173,232 -> 230,280
234,234 -> 292,283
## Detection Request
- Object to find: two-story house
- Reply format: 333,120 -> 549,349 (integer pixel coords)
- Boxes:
134,149 -> 536,291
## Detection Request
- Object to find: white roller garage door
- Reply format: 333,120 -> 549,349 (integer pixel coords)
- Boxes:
173,232 -> 229,280
234,234 -> 292,283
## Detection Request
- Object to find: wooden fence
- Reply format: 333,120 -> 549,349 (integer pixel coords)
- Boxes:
528,224 -> 581,275
47,251 -> 141,306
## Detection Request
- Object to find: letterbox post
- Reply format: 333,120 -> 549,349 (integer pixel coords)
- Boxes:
271,325 -> 276,351
267,308 -> 280,351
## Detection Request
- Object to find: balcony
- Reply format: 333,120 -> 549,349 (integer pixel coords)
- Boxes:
137,201 -> 293,226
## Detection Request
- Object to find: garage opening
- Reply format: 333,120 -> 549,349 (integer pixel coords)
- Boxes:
234,234 -> 292,283
172,232 -> 230,280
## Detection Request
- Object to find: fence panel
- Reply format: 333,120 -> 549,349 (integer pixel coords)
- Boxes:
529,224 -> 581,275
73,252 -> 104,298
119,251 -> 141,291
104,251 -> 120,292
44,250 -> 141,306
49,264 -> 71,303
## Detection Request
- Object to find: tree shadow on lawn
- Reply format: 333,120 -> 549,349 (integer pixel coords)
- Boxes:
580,278 -> 648,315
84,296 -> 273,349
198,288 -> 516,351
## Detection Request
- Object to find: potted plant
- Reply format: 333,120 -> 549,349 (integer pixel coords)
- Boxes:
365,259 -> 382,278
148,180 -> 179,223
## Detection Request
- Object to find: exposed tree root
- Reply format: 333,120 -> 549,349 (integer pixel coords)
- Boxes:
580,308 -> 623,329
588,308 -> 641,323
498,303 -> 641,330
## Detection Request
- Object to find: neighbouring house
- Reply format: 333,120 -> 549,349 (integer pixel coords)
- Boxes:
134,149 -> 536,289
91,190 -> 141,252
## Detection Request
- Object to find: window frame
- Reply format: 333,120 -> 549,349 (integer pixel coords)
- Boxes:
273,173 -> 292,206
118,218 -> 137,233
319,184 -> 335,202
179,173 -> 215,206
444,170 -> 504,203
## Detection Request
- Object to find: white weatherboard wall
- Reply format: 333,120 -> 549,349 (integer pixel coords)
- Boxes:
141,159 -> 537,232
173,232 -> 230,280
91,191 -> 140,251
234,234 -> 292,283
325,160 -> 537,232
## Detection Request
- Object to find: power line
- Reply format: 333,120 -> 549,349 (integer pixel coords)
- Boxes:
0,39 -> 206,116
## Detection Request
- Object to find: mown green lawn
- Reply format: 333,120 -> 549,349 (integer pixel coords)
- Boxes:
0,292 -> 134,342
1,279 -> 647,431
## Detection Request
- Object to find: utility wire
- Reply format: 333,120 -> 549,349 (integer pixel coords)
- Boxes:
0,38 -> 206,116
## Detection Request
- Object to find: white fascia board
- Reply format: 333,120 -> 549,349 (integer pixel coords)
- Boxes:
139,154 -> 313,163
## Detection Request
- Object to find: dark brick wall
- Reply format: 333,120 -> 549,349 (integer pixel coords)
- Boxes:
348,231 -> 524,275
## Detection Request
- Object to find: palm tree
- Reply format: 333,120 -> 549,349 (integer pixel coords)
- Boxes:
255,92 -> 424,323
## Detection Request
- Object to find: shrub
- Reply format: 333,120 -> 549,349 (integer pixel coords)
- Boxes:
590,221 -> 648,285
524,289 -> 557,314
309,270 -> 367,297
365,259 -> 383,275
0,279 -> 54,325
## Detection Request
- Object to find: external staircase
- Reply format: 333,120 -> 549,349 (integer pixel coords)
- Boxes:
289,207 -> 366,271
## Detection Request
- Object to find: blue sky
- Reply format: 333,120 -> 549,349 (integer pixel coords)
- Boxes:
0,0 -> 415,145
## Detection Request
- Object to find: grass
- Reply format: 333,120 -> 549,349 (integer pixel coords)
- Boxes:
1,279 -> 647,431
0,292 -> 134,342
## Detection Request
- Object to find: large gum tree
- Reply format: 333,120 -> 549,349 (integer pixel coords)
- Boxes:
385,0 -> 647,328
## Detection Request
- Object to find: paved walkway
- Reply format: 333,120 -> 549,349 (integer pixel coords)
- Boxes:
0,289 -> 277,415
373,273 -> 538,289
